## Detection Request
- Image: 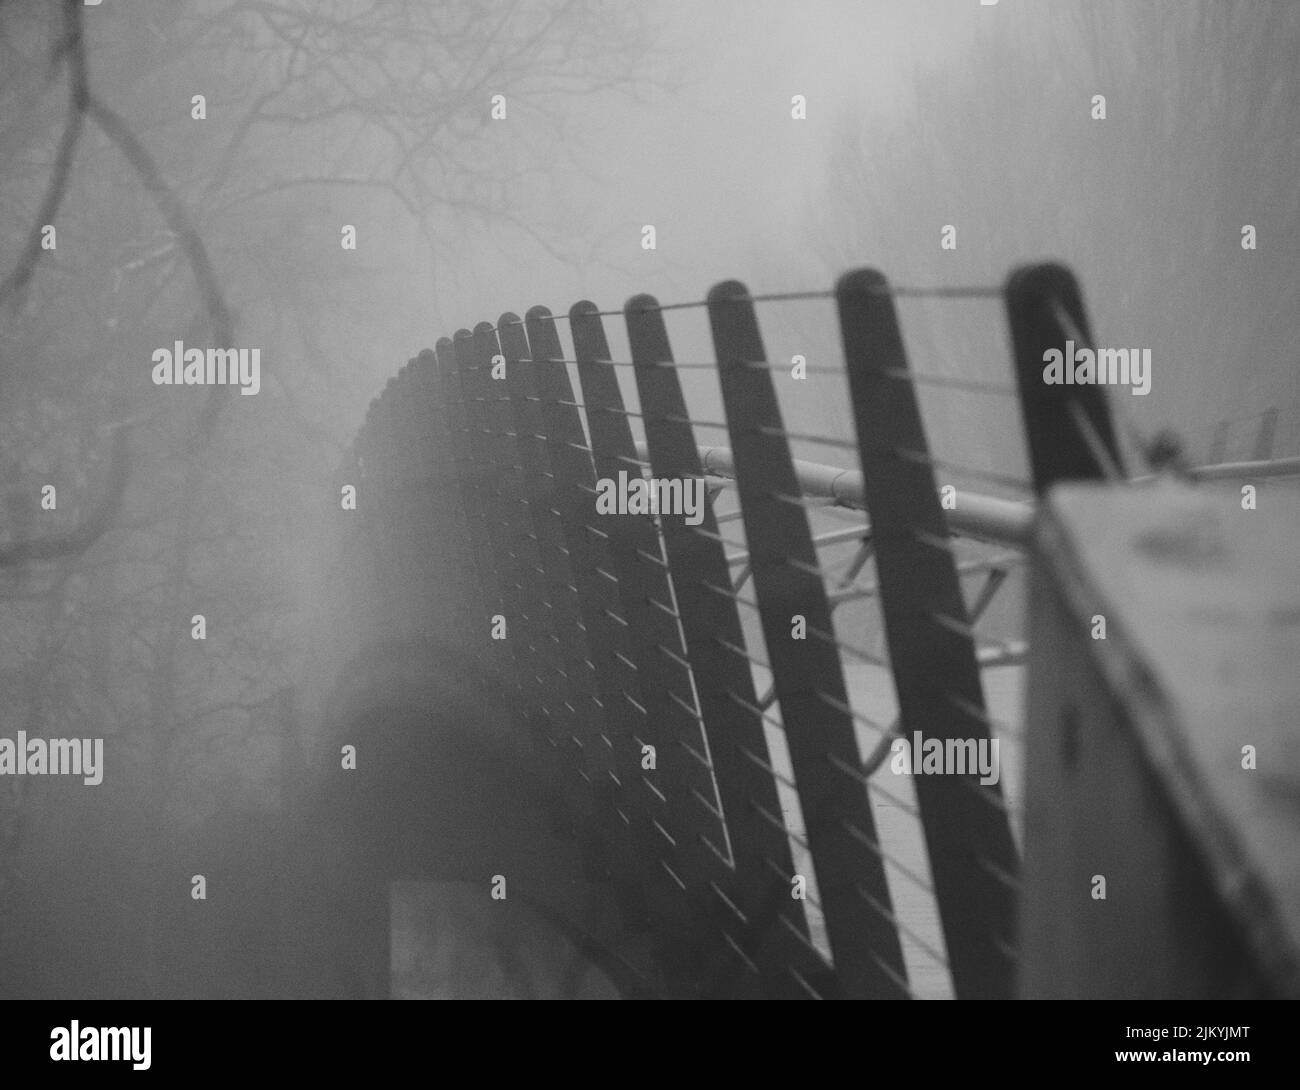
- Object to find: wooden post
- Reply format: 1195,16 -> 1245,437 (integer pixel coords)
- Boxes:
495,313 -> 610,797
837,268 -> 1019,1000
709,280 -> 909,999
623,295 -> 838,998
1005,263 -> 1123,492
452,324 -> 583,805
567,302 -> 748,994
523,305 -> 690,958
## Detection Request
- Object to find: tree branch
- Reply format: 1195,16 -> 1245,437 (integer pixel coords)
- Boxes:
0,420 -> 131,566
0,0 -> 87,312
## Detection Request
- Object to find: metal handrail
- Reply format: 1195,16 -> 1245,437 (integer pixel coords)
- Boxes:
636,443 -> 1300,548
634,441 -> 1036,547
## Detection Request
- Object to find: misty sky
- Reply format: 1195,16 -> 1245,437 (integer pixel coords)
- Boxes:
433,0 -> 977,315
344,0 -> 1298,476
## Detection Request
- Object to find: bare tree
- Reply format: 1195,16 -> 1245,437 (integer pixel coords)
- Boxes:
0,0 -> 660,997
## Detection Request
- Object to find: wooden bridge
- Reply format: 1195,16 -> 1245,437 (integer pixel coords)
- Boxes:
296,262 -> 1300,999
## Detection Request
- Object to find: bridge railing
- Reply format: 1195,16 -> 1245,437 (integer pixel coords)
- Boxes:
336,260 -> 1300,999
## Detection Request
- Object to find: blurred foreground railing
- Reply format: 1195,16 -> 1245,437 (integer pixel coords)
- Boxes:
333,261 -> 1300,999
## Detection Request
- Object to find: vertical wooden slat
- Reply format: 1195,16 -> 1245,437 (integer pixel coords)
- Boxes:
837,268 -> 1019,1000
566,304 -> 737,994
453,324 -> 589,826
494,311 -> 614,879
431,339 -> 524,704
622,295 -> 839,999
521,305 -> 689,952
708,280 -> 909,999
1005,263 -> 1123,492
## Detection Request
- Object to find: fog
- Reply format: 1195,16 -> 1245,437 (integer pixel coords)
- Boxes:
0,0 -> 1296,999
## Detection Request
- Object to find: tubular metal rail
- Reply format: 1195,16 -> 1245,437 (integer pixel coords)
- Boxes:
642,441 -> 1037,545
328,261 -> 1300,999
